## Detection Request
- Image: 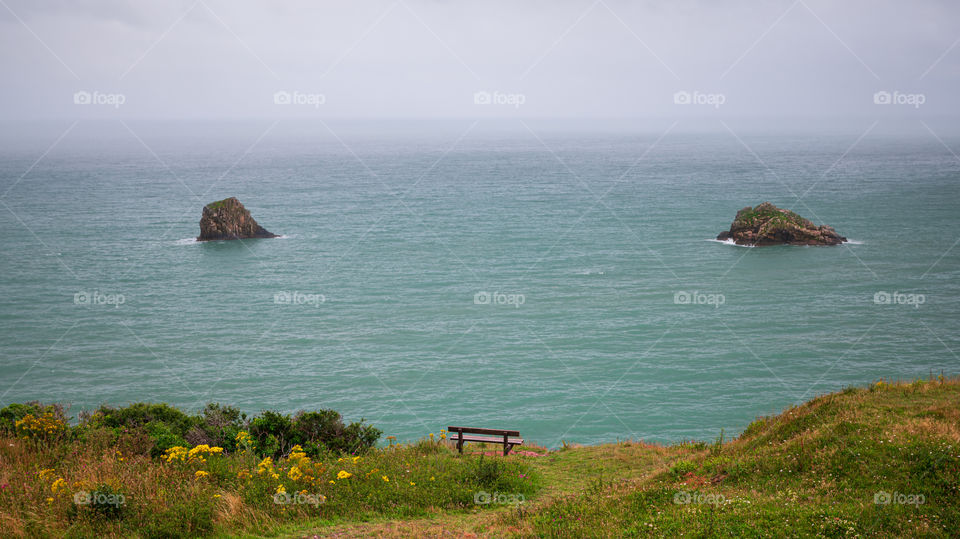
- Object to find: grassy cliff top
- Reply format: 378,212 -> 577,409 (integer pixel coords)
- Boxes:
2,377 -> 957,537
321,376 -> 960,538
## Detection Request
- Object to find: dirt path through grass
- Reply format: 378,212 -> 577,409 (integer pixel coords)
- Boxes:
297,442 -> 689,538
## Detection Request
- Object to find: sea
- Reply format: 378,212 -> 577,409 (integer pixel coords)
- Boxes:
1,118 -> 957,447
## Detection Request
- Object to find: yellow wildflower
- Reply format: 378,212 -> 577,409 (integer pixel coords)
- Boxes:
275,484 -> 286,494
164,446 -> 189,463
288,466 -> 303,481
352,456 -> 361,464
38,468 -> 56,479
289,445 -> 308,461
51,478 -> 67,493
187,445 -> 224,462
337,470 -> 353,480
194,470 -> 210,480
382,475 -> 389,482
16,413 -> 66,439
46,497 -> 54,503
409,481 -> 416,486
329,480 -> 336,484
257,457 -> 274,475
235,430 -> 253,445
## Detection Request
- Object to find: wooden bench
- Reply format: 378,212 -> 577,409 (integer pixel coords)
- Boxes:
447,426 -> 523,456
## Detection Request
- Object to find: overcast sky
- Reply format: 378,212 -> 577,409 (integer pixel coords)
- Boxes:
0,0 -> 958,120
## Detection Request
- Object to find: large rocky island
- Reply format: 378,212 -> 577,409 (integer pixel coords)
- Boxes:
197,197 -> 278,241
717,202 -> 846,246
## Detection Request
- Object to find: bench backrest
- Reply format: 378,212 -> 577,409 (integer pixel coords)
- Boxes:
447,426 -> 520,436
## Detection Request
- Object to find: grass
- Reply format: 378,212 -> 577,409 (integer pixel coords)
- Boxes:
205,198 -> 233,211
2,376 -> 958,537
304,376 -> 960,538
734,203 -> 810,232
0,433 -> 540,538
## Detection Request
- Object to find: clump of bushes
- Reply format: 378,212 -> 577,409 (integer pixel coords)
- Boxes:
0,400 -> 539,538
248,409 -> 382,457
0,401 -> 68,433
23,402 -> 384,459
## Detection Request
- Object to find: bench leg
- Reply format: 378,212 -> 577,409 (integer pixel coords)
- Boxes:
504,443 -> 513,456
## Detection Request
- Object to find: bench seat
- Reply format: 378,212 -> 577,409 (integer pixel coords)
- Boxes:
448,433 -> 524,446
447,425 -> 524,455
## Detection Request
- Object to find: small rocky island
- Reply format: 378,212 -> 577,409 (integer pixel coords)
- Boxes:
717,202 -> 846,246
197,197 -> 278,241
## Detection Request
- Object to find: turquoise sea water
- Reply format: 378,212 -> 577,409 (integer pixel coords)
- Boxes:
1,120 -> 958,447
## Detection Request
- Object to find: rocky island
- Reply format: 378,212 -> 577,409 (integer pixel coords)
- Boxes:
197,197 -> 278,241
717,202 -> 846,246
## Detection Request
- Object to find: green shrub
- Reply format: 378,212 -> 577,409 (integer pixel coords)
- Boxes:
249,409 -> 382,458
88,403 -> 200,438
670,459 -> 697,478
0,402 -> 67,433
248,410 -> 295,457
198,403 -> 245,450
144,421 -> 187,458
